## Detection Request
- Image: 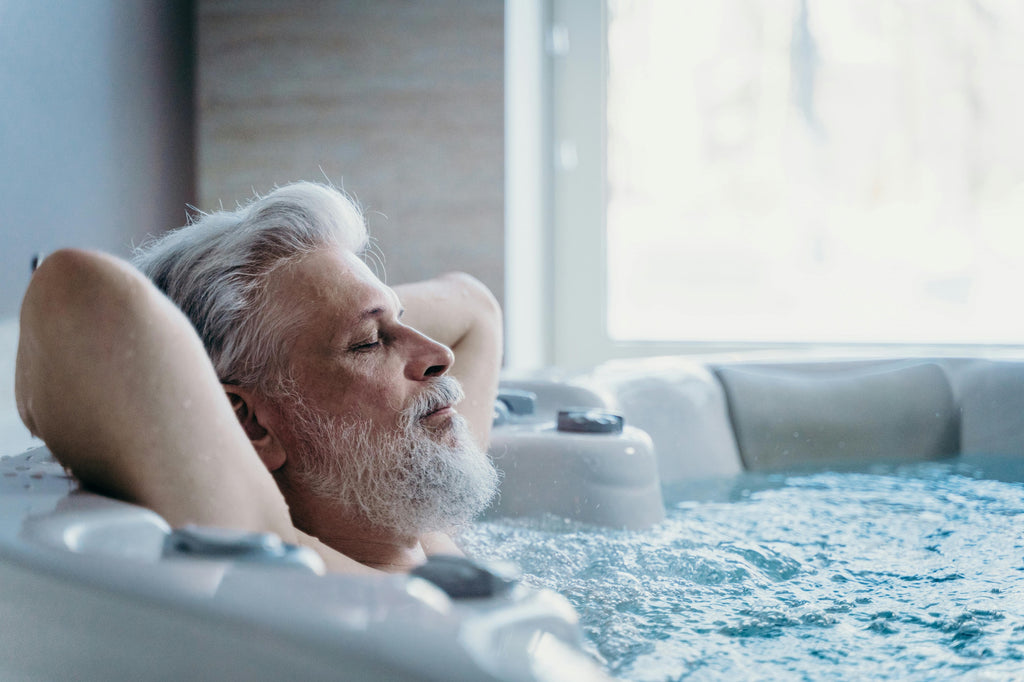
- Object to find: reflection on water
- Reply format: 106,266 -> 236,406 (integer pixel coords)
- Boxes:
462,463 -> 1024,680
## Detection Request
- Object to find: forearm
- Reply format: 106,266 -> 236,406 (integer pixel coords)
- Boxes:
394,272 -> 503,449
16,249 -> 296,539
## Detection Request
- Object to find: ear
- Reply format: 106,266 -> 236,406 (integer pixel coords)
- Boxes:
223,385 -> 287,472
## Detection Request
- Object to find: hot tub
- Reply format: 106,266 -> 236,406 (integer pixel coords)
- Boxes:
0,318 -> 608,681
476,352 -> 1024,680
491,352 -> 1024,521
4,315 -> 1024,679
0,444 -> 613,681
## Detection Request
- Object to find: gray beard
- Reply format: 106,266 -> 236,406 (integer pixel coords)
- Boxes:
282,376 -> 499,539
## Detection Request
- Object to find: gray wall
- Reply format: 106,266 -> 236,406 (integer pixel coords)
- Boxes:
197,0 -> 505,304
0,0 -> 505,317
0,1 -> 196,318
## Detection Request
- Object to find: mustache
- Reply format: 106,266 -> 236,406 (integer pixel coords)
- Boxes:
404,376 -> 465,421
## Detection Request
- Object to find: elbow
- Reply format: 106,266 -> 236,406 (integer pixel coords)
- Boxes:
437,271 -> 504,336
15,248 -> 152,440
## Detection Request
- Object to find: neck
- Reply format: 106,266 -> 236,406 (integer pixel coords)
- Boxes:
276,471 -> 426,572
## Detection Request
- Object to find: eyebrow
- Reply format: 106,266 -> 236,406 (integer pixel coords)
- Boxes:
356,286 -> 405,322
355,305 -> 405,322
357,306 -> 385,321
338,290 -> 405,347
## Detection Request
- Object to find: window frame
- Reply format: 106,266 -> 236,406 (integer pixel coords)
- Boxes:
505,0 -> 1024,370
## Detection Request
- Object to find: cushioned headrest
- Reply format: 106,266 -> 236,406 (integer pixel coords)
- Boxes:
714,360 -> 960,472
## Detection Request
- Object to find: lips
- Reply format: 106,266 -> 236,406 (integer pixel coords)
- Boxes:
409,377 -> 465,425
420,404 -> 454,421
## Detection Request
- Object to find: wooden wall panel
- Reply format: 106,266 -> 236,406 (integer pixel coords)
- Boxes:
197,0 -> 505,304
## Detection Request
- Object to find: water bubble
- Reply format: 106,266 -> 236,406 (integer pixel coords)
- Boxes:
462,463 -> 1024,680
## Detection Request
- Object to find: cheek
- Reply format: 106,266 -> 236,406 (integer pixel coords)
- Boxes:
321,366 -> 406,415
362,376 -> 409,413
299,350 -> 414,417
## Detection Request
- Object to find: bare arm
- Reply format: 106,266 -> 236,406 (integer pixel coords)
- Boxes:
394,272 -> 503,450
16,249 -> 373,574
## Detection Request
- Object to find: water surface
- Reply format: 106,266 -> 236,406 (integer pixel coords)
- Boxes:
463,462 -> 1024,680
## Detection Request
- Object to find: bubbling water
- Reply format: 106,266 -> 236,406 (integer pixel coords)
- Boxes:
462,462 -> 1024,680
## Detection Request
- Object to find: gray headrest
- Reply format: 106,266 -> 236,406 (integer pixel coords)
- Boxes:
714,360 -> 960,472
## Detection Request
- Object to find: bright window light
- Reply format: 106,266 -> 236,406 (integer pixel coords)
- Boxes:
606,0 -> 1024,345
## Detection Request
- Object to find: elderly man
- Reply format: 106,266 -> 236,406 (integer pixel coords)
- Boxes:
15,182 -> 503,574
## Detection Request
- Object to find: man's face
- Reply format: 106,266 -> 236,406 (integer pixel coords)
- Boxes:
264,247 -> 498,535
269,247 -> 456,439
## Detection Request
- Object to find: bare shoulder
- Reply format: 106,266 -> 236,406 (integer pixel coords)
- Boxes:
420,531 -> 464,557
293,529 -> 380,574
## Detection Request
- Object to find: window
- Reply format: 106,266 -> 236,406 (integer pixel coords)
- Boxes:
509,1 -> 1024,368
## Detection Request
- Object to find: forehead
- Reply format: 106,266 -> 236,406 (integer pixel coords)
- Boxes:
266,247 -> 395,342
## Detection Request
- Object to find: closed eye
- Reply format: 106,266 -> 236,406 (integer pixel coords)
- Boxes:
349,336 -> 382,353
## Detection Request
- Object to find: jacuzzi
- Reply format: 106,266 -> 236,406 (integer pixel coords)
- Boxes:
481,352 -> 1024,680
492,351 -> 1024,522
3,305 -> 1024,680
0,318 -> 611,681
0,447 -> 610,681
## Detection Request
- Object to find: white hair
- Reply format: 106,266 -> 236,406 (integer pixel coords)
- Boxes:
285,376 -> 500,537
133,182 -> 368,394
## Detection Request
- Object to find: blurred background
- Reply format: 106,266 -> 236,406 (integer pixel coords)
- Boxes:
0,0 -> 503,321
3,0 -> 1024,371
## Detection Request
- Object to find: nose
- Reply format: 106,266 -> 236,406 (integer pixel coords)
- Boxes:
405,328 -> 454,380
